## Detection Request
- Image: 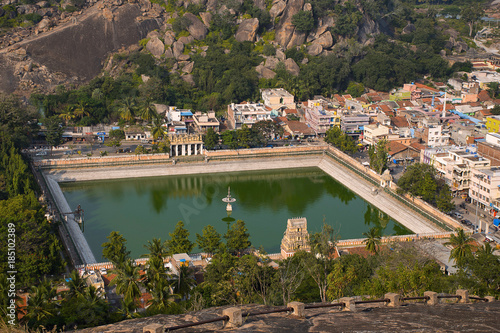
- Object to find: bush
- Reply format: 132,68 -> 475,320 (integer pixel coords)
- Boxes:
263,44 -> 276,56
291,10 -> 314,32
24,13 -> 42,24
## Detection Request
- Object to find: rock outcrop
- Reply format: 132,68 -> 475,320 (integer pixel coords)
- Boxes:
184,12 -> 208,40
275,0 -> 305,49
146,37 -> 165,58
235,18 -> 259,42
285,57 -> 300,76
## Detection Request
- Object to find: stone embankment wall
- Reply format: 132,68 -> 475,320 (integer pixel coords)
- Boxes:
34,152 -> 170,168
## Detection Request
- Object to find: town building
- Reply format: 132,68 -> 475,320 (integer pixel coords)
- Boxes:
477,133 -> 500,166
341,112 -> 370,139
425,125 -> 450,147
469,166 -> 500,216
281,217 -> 310,258
192,111 -> 220,133
363,123 -> 390,145
260,88 -> 296,110
485,115 -> 500,133
227,103 -> 272,129
304,106 -> 339,135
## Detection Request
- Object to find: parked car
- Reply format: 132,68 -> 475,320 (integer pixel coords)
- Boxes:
453,212 -> 463,219
35,151 -> 48,156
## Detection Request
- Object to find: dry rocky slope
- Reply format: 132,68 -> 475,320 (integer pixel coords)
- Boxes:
0,0 -> 388,95
75,301 -> 500,332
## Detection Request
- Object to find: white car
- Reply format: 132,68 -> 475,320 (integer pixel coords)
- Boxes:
35,151 -> 48,156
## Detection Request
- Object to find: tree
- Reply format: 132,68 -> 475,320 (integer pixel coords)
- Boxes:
299,223 -> 337,302
196,225 -> 222,255
277,255 -> 305,305
139,100 -> 157,123
203,127 -> 219,150
116,97 -> 137,122
252,120 -> 283,142
445,228 -> 473,268
166,221 -> 194,254
107,129 -> 125,149
23,278 -> 58,327
225,220 -> 251,256
222,130 -> 238,149
346,82 -> 365,98
143,238 -> 168,260
102,231 -> 131,269
173,265 -> 196,300
151,116 -> 166,142
291,10 -> 314,32
111,259 -> 143,312
369,140 -> 388,174
362,227 -> 382,254
73,101 -> 90,121
45,116 -> 63,154
461,6 -> 484,37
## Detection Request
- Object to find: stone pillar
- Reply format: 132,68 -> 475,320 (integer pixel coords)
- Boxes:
456,289 -> 469,303
478,220 -> 482,233
385,293 -> 400,307
200,144 -> 203,154
424,291 -> 439,306
223,307 -> 242,328
170,144 -> 174,156
485,296 -> 496,302
195,143 -> 198,155
143,323 -> 163,333
340,297 -> 356,312
182,144 -> 186,156
287,302 -> 305,318
188,144 -> 192,156
485,223 -> 489,234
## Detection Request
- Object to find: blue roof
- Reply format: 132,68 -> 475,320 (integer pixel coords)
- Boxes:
180,111 -> 193,116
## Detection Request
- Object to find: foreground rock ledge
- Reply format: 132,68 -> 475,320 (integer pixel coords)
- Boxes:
75,302 -> 500,332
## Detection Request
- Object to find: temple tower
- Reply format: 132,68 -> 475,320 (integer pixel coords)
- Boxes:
280,217 -> 310,258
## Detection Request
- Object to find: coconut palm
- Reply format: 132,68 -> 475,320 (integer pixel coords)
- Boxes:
147,279 -> 179,314
140,100 -> 157,123
74,101 -> 90,120
24,278 -> 58,326
65,270 -> 87,300
59,105 -> 75,125
110,259 -> 143,308
445,228 -> 473,267
362,227 -> 382,254
116,97 -> 137,122
151,116 -> 166,142
143,238 -> 169,260
173,265 -> 196,300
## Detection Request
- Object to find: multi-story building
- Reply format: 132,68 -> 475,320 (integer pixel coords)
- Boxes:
260,88 -> 296,110
227,103 -> 272,129
469,167 -> 500,215
304,106 -> 339,135
426,125 -> 450,147
341,112 -> 370,139
363,123 -> 390,145
431,148 -> 490,193
192,111 -> 220,133
485,115 -> 500,133
477,133 -> 500,166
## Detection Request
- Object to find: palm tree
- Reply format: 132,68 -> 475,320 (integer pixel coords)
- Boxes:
151,116 -> 166,143
445,228 -> 474,267
116,97 -> 137,122
24,278 -> 58,327
59,105 -> 75,125
147,279 -> 179,314
140,100 -> 157,123
65,270 -> 87,300
362,227 -> 382,254
173,265 -> 196,300
143,238 -> 168,260
73,101 -> 90,120
110,260 -> 143,309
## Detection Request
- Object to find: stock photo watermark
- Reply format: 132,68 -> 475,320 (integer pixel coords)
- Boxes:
6,222 -> 17,326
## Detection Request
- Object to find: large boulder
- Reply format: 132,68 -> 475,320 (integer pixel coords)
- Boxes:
146,37 -> 165,58
199,11 -> 212,27
264,56 -> 280,69
178,35 -> 194,45
183,12 -> 208,40
316,31 -> 333,49
253,0 -> 266,10
276,49 -> 286,61
164,47 -> 174,58
275,0 -> 305,49
235,18 -> 259,42
285,58 -> 300,76
182,61 -> 194,73
255,64 -> 276,79
172,40 -> 184,58
270,0 -> 286,19
306,43 -> 322,56
164,31 -> 176,46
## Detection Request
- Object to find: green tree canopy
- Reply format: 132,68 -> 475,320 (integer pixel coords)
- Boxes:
102,231 -> 131,269
225,219 -> 251,255
166,221 -> 194,254
292,11 -> 314,32
196,225 -> 222,254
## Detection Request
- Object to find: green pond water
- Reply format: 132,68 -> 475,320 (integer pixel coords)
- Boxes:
60,167 -> 411,261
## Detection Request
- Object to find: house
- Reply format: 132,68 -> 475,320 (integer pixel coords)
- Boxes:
387,141 -> 419,164
425,125 -> 450,147
260,88 -> 296,110
276,117 -> 316,140
341,112 -> 370,138
304,106 -> 339,135
171,253 -> 193,270
124,128 -> 147,141
469,166 -> 500,216
192,111 -> 220,133
485,115 -> 500,133
227,102 -> 272,129
477,133 -> 500,166
363,123 -> 390,145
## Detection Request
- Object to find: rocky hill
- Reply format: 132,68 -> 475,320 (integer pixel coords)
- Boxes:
0,0 -> 388,95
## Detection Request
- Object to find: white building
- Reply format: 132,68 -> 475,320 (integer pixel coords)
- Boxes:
363,123 -> 391,145
260,88 -> 296,110
426,125 -> 450,147
227,103 -> 272,129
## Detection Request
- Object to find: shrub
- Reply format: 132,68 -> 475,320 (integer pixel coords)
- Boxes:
291,11 -> 314,32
